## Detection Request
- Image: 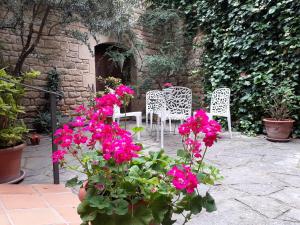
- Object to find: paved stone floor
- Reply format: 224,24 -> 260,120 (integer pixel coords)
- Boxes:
20,123 -> 300,225
0,184 -> 81,225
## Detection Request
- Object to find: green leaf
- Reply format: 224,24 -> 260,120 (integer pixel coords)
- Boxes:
65,176 -> 82,187
113,199 -> 129,215
132,126 -> 144,134
202,192 -> 217,212
150,196 -> 170,223
88,196 -> 110,210
177,149 -> 189,158
190,195 -> 203,214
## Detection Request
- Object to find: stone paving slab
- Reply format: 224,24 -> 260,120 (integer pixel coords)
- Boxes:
0,184 -> 81,225
19,123 -> 300,225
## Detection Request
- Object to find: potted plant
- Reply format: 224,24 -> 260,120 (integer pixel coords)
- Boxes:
262,81 -> 299,141
0,69 -> 39,183
53,85 -> 222,225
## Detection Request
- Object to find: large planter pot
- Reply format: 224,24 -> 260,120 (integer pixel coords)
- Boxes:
0,143 -> 26,183
263,118 -> 294,142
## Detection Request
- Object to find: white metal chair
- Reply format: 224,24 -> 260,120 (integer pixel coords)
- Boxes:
209,88 -> 232,138
151,92 -> 168,149
113,105 -> 142,140
145,90 -> 163,130
163,86 -> 192,132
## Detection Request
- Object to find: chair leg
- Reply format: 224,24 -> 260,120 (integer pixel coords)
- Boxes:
156,116 -> 160,141
150,113 -> 153,131
169,118 -> 172,133
136,115 -> 141,140
145,112 -> 148,128
161,119 -> 164,149
228,115 -> 232,138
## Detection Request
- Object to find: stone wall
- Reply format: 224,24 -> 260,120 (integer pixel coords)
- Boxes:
0,7 -> 157,125
0,27 -> 95,124
0,6 -> 204,126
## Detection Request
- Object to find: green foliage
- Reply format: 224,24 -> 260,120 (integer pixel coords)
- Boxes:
46,67 -> 62,94
140,8 -> 189,90
67,149 -> 219,225
0,0 -> 139,75
148,0 -> 300,136
261,79 -> 300,120
0,68 -> 29,147
33,67 -> 63,133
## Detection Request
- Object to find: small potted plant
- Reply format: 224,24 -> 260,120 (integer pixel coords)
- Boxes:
262,81 -> 299,141
0,69 -> 39,183
53,85 -> 222,225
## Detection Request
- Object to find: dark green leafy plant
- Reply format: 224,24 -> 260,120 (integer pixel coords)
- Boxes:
54,87 -> 222,225
33,67 -> 63,133
148,0 -> 300,136
0,68 -> 39,147
140,8 -> 190,90
261,79 -> 300,120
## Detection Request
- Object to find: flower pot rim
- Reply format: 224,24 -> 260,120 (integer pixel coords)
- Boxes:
263,118 -> 295,123
0,143 -> 26,151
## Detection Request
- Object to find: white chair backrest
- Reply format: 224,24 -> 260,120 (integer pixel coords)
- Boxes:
210,88 -> 230,117
146,90 -> 164,113
163,86 -> 192,117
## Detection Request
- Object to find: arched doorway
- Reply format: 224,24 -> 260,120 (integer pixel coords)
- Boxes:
95,43 -> 135,92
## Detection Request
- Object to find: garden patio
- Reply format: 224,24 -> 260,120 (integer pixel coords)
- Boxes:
1,0 -> 300,225
0,127 -> 299,225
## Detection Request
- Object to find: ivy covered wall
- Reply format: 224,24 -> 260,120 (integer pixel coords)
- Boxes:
149,0 -> 300,136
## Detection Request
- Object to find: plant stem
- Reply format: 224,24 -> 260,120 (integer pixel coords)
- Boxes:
197,146 -> 208,173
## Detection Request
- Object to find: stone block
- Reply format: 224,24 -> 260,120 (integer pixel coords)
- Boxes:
69,43 -> 78,52
68,92 -> 80,98
76,63 -> 89,71
64,62 -> 76,69
65,99 -> 76,105
26,91 -> 40,99
67,51 -> 78,58
44,40 -> 60,49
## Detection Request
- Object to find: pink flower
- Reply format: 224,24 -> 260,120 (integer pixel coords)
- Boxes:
71,116 -> 86,127
54,125 -> 73,148
163,82 -> 173,88
52,150 -> 67,163
178,123 -> 191,136
115,85 -> 134,98
185,138 -> 202,158
167,165 -> 199,193
73,133 -> 88,145
102,136 -> 142,164
95,93 -> 121,108
75,105 -> 86,114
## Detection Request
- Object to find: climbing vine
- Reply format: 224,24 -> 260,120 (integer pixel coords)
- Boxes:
139,8 -> 190,90
148,0 -> 300,136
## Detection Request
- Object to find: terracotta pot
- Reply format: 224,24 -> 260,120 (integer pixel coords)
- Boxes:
30,133 -> 40,145
263,118 -> 294,142
0,143 -> 26,183
78,180 -> 88,202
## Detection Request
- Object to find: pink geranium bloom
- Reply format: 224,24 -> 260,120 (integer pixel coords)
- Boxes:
75,105 -> 86,114
178,123 -> 191,136
115,84 -> 134,98
73,133 -> 88,145
167,165 -> 199,194
71,116 -> 86,127
54,125 -> 73,148
52,150 -> 67,163
163,82 -> 173,88
95,93 -> 121,107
